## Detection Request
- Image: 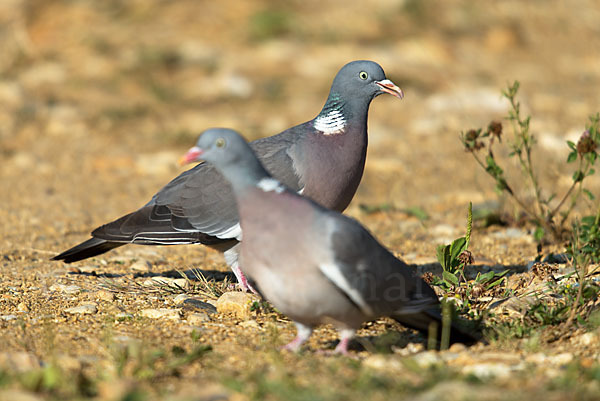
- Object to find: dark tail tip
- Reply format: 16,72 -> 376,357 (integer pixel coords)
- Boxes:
52,238 -> 123,263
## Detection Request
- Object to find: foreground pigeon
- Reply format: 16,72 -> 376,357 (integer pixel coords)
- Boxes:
53,60 -> 403,291
193,128 -> 475,353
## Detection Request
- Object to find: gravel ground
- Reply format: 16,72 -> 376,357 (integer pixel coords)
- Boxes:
1,1 -> 600,400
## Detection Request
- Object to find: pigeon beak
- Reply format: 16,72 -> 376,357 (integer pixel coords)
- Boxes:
376,79 -> 404,99
178,146 -> 204,166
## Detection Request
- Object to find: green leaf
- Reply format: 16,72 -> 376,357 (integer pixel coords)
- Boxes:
567,140 -> 576,150
583,189 -> 595,200
573,170 -> 585,183
534,226 -> 545,242
587,168 -> 596,176
581,215 -> 596,225
586,152 -> 598,164
477,270 -> 496,283
359,203 -> 393,214
400,206 -> 429,221
449,237 -> 467,266
485,155 -> 504,178
436,244 -> 451,270
567,151 -> 578,163
443,270 -> 459,286
486,277 -> 506,289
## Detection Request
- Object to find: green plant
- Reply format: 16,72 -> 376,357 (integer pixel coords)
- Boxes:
562,208 -> 600,330
434,203 -> 508,317
436,202 -> 473,288
461,81 -> 600,241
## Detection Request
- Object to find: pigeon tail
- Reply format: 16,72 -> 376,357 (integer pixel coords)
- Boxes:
52,238 -> 124,263
393,308 -> 479,347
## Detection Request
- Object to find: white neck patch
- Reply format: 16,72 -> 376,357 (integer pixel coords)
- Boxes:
314,109 -> 346,135
257,177 -> 285,194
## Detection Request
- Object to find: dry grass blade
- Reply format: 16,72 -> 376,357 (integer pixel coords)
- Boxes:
187,268 -> 231,299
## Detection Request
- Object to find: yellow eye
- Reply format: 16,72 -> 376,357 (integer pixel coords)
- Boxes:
215,138 -> 226,148
359,71 -> 368,80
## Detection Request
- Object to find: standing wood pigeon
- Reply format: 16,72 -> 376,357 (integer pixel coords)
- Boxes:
189,128 -> 475,353
52,60 -> 403,291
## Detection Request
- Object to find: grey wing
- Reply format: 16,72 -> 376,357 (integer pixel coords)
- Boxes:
154,161 -> 242,240
155,135 -> 303,235
318,213 -> 439,317
93,134 -> 303,245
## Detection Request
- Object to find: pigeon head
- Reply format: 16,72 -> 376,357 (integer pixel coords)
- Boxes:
188,128 -> 249,166
179,128 -> 244,166
314,61 -> 403,134
330,60 -> 403,101
182,128 -> 269,189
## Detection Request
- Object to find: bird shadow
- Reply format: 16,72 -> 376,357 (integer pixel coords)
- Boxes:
322,331 -> 422,354
66,270 -> 125,278
132,268 -> 236,282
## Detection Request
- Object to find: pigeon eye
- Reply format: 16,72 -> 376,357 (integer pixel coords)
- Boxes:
359,71 -> 368,80
215,138 -> 226,148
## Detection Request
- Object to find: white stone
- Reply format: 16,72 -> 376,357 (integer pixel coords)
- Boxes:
174,294 -> 189,305
143,276 -> 188,290
115,312 -> 133,321
411,350 -> 442,368
187,312 -> 210,325
130,259 -> 152,272
64,304 -> 97,315
239,320 -> 260,329
215,292 -> 259,320
363,355 -> 404,372
578,332 -> 597,346
461,362 -> 514,379
49,284 -> 81,295
140,308 -> 181,320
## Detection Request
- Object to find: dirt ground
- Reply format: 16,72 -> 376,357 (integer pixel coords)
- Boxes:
1,1 -> 600,400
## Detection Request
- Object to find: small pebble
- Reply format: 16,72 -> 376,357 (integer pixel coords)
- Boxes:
95,289 -> 115,302
130,260 -> 152,272
64,304 -> 98,315
239,320 -> 260,329
140,308 -> 181,320
187,312 -> 210,325
393,342 -> 424,356
183,298 -> 217,314
363,355 -> 404,372
215,291 -> 260,320
115,312 -> 133,321
448,343 -> 467,352
49,284 -> 81,295
143,277 -> 188,289
174,294 -> 189,305
411,350 -> 441,368
17,302 -> 29,312
461,362 -> 515,380
577,332 -> 597,346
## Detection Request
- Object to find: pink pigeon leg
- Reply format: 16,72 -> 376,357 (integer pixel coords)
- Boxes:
333,329 -> 356,355
224,248 -> 258,293
282,323 -> 313,352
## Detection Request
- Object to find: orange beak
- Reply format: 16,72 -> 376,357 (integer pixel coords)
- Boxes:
376,79 -> 404,99
178,146 -> 203,166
